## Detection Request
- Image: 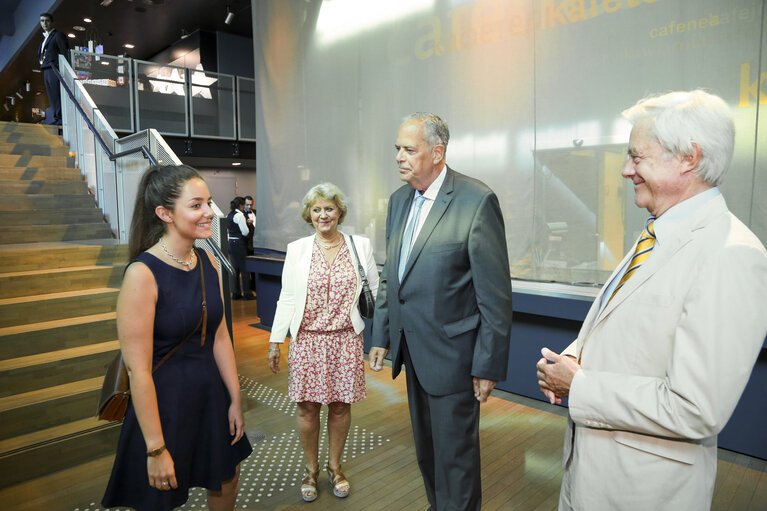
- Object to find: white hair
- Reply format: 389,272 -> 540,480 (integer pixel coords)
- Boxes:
622,90 -> 734,186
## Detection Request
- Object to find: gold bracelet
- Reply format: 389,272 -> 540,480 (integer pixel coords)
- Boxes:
147,444 -> 166,457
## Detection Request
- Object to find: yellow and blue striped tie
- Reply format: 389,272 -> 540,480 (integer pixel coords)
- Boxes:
609,219 -> 656,303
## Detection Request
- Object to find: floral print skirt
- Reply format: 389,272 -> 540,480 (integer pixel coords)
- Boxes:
288,327 -> 366,404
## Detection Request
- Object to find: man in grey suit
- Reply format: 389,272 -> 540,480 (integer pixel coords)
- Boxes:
369,113 -> 513,511
537,91 -> 767,510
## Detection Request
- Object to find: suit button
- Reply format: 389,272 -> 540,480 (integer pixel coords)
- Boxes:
399,299 -> 404,304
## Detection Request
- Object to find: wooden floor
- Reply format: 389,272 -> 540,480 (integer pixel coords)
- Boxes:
2,299 -> 766,510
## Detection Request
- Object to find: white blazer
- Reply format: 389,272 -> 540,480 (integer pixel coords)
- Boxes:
269,232 -> 379,344
558,194 -> 767,510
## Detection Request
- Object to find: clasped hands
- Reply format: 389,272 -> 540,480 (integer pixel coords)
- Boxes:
536,347 -> 580,405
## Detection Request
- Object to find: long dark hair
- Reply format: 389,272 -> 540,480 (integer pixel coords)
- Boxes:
128,164 -> 203,260
230,196 -> 244,212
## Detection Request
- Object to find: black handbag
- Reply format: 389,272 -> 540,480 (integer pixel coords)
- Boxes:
348,236 -> 375,319
97,249 -> 208,421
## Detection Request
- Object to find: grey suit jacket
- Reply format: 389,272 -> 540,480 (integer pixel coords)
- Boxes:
559,194 -> 767,510
371,167 -> 513,396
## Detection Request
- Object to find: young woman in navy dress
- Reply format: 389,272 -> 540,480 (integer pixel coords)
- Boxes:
102,165 -> 252,510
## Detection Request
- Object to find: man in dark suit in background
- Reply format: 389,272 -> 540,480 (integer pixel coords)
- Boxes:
39,12 -> 69,125
369,113 -> 513,511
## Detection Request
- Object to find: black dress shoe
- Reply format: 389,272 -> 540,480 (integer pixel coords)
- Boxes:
232,294 -> 243,300
245,295 -> 257,301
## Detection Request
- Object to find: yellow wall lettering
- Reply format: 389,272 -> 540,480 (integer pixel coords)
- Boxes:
739,62 -> 767,107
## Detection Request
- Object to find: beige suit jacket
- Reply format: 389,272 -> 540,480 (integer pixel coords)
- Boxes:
559,194 -> 767,510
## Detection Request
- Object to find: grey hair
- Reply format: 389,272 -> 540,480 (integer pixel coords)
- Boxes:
402,113 -> 450,155
622,90 -> 734,186
300,182 -> 348,225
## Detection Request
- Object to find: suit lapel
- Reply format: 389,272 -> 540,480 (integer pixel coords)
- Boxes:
400,168 -> 455,283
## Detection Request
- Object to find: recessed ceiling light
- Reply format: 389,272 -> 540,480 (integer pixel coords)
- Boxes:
84,18 -> 92,23
67,33 -> 76,38
101,61 -> 110,65
231,162 -> 242,166
73,25 -> 86,31
124,43 -> 135,49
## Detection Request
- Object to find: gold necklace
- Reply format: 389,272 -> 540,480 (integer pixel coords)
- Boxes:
160,238 -> 195,269
315,235 -> 343,250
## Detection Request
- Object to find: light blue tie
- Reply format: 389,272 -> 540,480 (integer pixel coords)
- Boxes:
398,194 -> 426,282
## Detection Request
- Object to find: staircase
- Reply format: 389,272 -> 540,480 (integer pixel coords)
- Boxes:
0,121 -> 127,491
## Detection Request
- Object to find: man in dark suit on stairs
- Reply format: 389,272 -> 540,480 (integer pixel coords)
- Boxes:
370,113 -> 513,511
39,12 -> 69,126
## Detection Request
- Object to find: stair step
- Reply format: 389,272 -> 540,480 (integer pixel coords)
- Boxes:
0,288 -> 119,328
0,223 -> 114,244
0,241 -> 127,272
0,121 -> 60,136
0,377 -> 103,439
0,193 -> 96,211
0,417 -> 121,489
0,340 -> 120,397
0,180 -> 89,194
0,142 -> 70,157
0,263 -> 123,298
0,312 -> 117,360
0,167 -> 81,180
0,208 -> 104,226
0,454 -> 115,511
0,154 -> 72,168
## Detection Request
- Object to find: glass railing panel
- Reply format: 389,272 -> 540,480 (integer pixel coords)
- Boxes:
114,131 -> 154,240
134,60 -> 188,136
190,69 -> 236,140
70,51 -> 134,133
237,76 -> 256,142
73,80 -> 98,194
94,111 -> 119,237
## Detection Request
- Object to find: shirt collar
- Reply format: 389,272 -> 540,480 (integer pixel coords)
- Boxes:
415,165 -> 447,202
653,187 -> 720,244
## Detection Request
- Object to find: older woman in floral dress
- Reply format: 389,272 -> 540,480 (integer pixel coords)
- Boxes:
267,183 -> 378,503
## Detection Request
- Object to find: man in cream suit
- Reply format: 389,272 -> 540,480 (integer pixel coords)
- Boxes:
370,113 -> 513,511
537,90 -> 767,510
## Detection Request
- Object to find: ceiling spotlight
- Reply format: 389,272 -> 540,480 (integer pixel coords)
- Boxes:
231,162 -> 242,166
100,0 -> 113,6
101,61 -> 110,65
16,91 -> 23,99
180,29 -> 189,39
84,18 -> 92,23
67,33 -> 75,38
124,43 -> 135,49
73,25 -> 86,31
224,6 -> 234,25
25,82 -> 31,92
9,96 -> 14,106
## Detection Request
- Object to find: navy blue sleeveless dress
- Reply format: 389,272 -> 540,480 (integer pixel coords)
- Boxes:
102,249 -> 252,510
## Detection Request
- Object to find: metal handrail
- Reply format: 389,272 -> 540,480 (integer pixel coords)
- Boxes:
51,65 -> 156,166
51,63 -> 235,276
